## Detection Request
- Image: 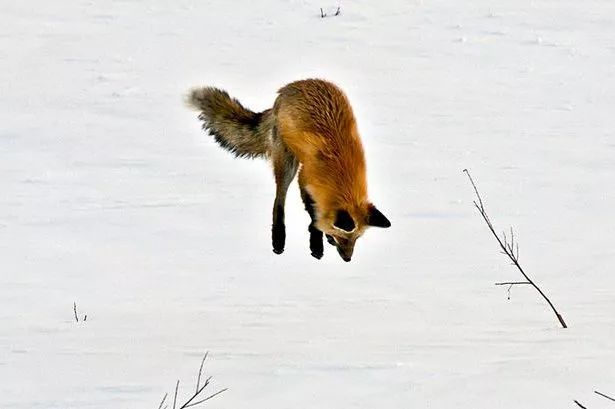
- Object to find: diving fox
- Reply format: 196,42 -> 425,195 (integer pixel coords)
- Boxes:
187,79 -> 390,262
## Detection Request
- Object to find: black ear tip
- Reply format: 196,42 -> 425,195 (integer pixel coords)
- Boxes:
367,205 -> 391,228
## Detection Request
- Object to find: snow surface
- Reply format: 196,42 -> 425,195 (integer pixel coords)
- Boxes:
1,0 -> 615,408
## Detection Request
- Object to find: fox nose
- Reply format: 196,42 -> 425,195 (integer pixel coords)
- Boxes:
336,242 -> 354,262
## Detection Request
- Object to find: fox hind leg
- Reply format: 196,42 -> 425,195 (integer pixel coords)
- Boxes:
271,133 -> 298,255
299,170 -> 324,259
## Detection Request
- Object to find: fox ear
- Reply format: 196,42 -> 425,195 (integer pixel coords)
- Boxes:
333,209 -> 356,232
367,204 -> 391,228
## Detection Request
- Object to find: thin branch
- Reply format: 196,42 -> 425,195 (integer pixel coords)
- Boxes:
173,380 -> 180,409
158,393 -> 168,409
463,169 -> 568,328
158,353 -> 227,409
196,352 -> 208,393
184,388 -> 229,408
320,6 -> 341,18
595,390 -> 615,402
574,400 -> 588,409
180,377 -> 211,409
73,302 -> 87,322
495,282 -> 531,286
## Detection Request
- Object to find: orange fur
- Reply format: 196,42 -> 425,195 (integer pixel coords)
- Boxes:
275,80 -> 368,229
188,78 -> 389,260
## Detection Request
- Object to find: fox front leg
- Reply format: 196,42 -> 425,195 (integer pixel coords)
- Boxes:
299,184 -> 324,259
309,223 -> 324,259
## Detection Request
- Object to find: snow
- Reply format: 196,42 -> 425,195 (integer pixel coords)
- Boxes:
1,0 -> 615,408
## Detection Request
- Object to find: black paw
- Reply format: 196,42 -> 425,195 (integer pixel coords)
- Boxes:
311,249 -> 323,259
309,225 -> 324,260
326,234 -> 336,246
272,223 -> 285,255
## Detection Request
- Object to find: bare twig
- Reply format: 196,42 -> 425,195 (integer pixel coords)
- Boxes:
173,380 -> 179,409
184,388 -> 229,408
595,390 -> 615,402
463,169 -> 567,328
157,393 -> 168,409
158,353 -> 227,409
320,6 -> 341,18
495,281 -> 531,300
196,352 -> 208,392
73,302 -> 87,323
574,400 -> 588,409
494,282 -> 531,286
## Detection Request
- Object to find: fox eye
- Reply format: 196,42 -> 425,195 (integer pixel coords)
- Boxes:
333,209 -> 355,232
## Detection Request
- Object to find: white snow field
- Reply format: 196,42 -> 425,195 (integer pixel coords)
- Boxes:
1,0 -> 615,408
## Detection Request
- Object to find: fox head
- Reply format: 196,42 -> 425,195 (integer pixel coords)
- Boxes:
317,204 -> 390,262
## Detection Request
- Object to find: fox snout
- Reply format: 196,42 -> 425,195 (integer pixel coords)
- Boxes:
328,236 -> 355,262
337,244 -> 354,262
339,251 -> 352,262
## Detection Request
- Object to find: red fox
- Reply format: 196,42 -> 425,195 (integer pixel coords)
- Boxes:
187,79 -> 390,262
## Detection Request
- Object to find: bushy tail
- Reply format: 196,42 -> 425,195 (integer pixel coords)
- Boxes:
187,87 -> 273,158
